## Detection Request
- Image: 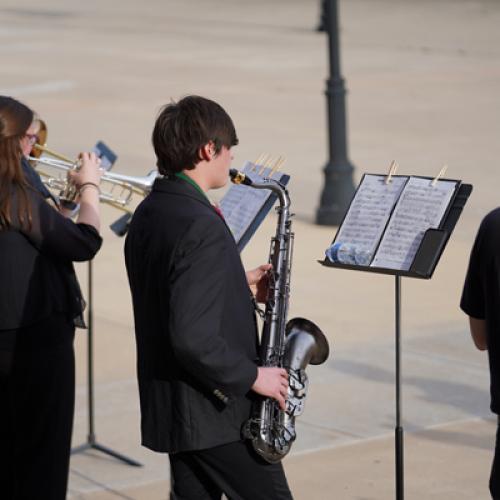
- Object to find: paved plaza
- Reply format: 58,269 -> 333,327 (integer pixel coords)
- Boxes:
1,0 -> 500,498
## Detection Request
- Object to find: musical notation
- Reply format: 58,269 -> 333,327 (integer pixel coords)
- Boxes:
371,177 -> 457,270
334,174 -> 406,261
328,173 -> 459,271
219,161 -> 290,250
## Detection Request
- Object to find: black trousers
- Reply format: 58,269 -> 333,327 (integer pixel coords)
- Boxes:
491,418 -> 500,499
0,314 -> 75,500
169,440 -> 293,500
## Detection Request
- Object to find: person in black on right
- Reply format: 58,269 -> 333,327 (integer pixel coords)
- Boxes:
461,208 -> 500,499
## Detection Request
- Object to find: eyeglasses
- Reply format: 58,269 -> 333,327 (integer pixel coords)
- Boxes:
24,133 -> 39,145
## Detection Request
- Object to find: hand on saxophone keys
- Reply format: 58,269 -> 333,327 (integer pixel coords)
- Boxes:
251,367 -> 289,411
246,263 -> 273,303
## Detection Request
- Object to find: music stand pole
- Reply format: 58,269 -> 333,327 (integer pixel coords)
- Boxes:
71,259 -> 142,467
395,275 -> 404,499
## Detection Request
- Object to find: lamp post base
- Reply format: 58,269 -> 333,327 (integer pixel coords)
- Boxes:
316,161 -> 355,226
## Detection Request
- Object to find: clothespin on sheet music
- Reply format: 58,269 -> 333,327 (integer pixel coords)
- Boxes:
259,155 -> 274,176
253,154 -> 266,171
385,160 -> 398,184
431,164 -> 448,186
256,154 -> 270,175
264,156 -> 274,168
270,156 -> 285,177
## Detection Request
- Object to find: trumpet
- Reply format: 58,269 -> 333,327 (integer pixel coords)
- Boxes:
28,142 -> 157,213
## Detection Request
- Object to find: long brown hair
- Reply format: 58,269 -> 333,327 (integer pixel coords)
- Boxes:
0,96 -> 34,229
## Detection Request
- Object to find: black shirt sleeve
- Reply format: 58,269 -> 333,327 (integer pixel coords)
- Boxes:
19,189 -> 102,262
461,217 -> 488,319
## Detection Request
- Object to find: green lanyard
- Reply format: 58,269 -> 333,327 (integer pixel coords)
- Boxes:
174,172 -> 209,202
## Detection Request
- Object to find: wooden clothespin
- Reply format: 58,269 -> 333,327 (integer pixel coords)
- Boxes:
270,156 -> 285,177
431,164 -> 448,186
253,154 -> 265,171
257,153 -> 270,175
385,160 -> 398,184
259,155 -> 273,176
264,156 -> 274,168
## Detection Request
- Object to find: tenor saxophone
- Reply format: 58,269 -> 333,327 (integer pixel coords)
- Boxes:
230,168 -> 330,463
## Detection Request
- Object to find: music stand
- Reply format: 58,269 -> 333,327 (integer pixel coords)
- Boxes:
71,260 -> 142,466
320,180 -> 472,499
219,161 -> 290,252
72,141 -> 141,466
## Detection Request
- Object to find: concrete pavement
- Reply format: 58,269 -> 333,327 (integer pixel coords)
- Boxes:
1,0 -> 500,497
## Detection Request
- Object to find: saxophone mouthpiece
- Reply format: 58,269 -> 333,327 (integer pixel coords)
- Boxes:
230,168 -> 253,186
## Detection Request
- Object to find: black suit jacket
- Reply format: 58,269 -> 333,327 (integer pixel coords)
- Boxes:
124,176 -> 259,453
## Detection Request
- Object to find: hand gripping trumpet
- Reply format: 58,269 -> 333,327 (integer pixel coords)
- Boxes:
29,144 -> 156,212
27,121 -> 156,213
229,168 -> 330,463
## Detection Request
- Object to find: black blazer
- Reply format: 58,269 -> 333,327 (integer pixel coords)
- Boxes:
124,176 -> 259,453
0,181 -> 102,330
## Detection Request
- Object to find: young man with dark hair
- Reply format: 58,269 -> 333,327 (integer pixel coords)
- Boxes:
125,96 -> 293,499
461,209 -> 500,499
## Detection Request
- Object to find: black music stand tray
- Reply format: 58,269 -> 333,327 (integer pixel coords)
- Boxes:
320,183 -> 472,500
71,260 -> 142,467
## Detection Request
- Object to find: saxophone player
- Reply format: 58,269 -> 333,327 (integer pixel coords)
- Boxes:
124,96 -> 293,499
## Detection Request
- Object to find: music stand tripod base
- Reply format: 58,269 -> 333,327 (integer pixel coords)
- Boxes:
71,259 -> 142,467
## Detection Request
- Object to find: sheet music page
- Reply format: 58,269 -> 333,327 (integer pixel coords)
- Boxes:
219,163 -> 278,244
333,174 -> 407,262
371,177 -> 457,270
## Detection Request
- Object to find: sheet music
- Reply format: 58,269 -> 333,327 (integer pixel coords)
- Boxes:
333,174 -> 407,262
371,177 -> 457,270
219,162 -> 284,244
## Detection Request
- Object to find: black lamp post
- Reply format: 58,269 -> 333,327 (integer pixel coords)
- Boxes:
316,0 -> 326,32
316,0 -> 355,226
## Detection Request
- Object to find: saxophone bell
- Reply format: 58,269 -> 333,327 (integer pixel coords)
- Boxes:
284,317 -> 329,368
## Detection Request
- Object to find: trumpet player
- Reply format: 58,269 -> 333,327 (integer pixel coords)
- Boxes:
125,95 -> 293,499
20,114 -> 55,202
0,96 -> 103,499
